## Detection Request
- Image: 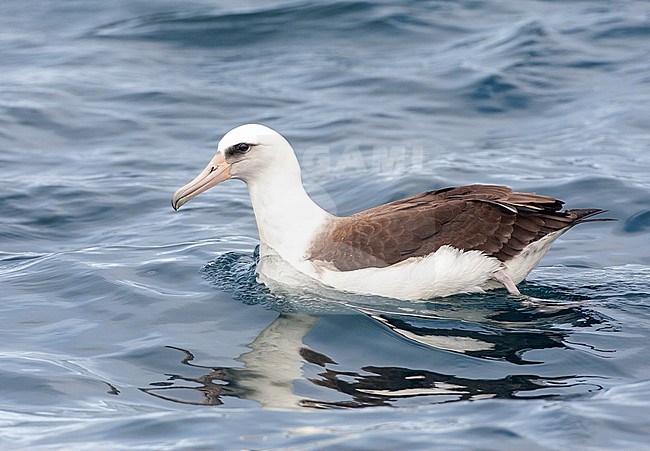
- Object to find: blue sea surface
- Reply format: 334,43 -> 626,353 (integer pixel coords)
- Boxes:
1,0 -> 650,448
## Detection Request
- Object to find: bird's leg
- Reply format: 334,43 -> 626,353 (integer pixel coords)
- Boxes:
492,269 -> 521,296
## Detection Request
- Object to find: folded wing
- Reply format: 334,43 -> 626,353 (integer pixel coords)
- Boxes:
308,184 -> 607,271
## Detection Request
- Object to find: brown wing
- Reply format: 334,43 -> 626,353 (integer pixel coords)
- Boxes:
308,184 -> 607,271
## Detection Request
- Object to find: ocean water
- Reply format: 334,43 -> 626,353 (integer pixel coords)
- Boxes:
1,0 -> 650,448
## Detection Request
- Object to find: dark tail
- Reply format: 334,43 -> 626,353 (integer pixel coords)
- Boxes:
567,208 -> 617,224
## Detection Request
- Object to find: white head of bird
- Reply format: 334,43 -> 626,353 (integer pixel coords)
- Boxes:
171,124 -> 304,210
171,124 -> 330,265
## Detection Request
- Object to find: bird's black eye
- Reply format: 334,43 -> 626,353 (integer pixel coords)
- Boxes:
235,143 -> 250,153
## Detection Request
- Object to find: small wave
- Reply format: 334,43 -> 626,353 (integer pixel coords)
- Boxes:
461,73 -> 530,113
593,23 -> 650,41
90,1 -> 428,47
623,210 -> 650,233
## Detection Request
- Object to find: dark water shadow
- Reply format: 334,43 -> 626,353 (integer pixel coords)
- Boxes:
141,248 -> 614,409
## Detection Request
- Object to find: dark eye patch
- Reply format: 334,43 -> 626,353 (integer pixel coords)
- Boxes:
227,142 -> 252,157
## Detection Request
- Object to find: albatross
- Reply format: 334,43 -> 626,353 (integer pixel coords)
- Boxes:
172,124 -> 610,300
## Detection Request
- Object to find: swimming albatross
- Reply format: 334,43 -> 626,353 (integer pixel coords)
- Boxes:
172,124 -> 610,300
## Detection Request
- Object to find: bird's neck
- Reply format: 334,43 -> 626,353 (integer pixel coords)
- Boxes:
245,171 -> 331,264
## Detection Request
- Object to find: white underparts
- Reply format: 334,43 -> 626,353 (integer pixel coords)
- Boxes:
256,245 -> 499,300
498,229 -> 566,286
257,229 -> 569,300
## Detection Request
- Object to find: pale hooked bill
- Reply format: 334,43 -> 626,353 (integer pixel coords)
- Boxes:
171,124 -> 612,300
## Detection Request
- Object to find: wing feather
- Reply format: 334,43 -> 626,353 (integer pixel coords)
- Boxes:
307,185 -> 607,271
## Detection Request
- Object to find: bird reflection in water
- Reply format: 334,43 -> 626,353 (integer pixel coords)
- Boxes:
142,301 -> 610,408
